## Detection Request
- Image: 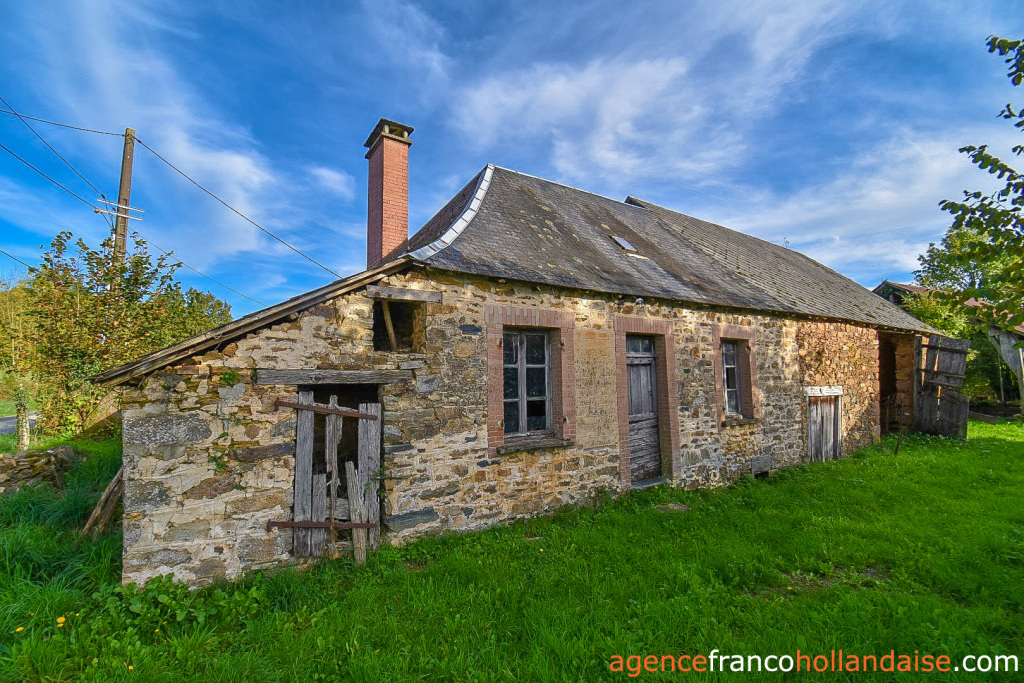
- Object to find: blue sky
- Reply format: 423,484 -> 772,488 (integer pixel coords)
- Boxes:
0,1 -> 1021,316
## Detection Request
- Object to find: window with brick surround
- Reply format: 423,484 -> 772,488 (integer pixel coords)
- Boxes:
722,340 -> 743,415
485,305 -> 576,456
502,329 -> 551,435
712,324 -> 759,424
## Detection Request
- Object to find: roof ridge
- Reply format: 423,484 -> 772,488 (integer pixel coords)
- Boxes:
490,164 -> 652,214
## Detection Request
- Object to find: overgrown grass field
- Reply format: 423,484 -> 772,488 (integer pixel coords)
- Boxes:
1,422 -> 1021,681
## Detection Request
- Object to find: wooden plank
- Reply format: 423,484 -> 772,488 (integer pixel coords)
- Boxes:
256,369 -> 412,385
325,397 -> 342,553
803,385 -> 844,397
310,473 -> 327,556
807,397 -> 821,462
346,460 -> 367,564
381,300 -> 399,351
267,520 -> 377,530
293,390 -> 314,557
78,464 -> 123,541
331,497 -> 351,520
360,402 -> 382,549
276,399 -> 378,420
365,285 -> 442,303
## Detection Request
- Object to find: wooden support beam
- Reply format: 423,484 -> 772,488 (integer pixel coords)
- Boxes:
380,300 -> 399,351
365,285 -> 441,303
359,402 -> 382,550
275,399 -> 378,420
256,369 -> 411,385
293,390 -> 314,556
267,520 -> 378,531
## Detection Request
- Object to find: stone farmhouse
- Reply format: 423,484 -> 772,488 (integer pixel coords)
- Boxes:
97,119 -> 937,587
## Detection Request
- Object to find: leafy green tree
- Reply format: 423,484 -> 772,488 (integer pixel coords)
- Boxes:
25,232 -> 232,434
938,36 -> 1024,333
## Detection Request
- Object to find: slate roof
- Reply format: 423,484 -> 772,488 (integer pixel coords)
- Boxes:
405,165 -> 932,334
97,163 -> 932,386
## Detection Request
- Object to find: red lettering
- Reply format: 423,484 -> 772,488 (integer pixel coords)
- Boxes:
921,655 -> 935,673
643,656 -> 659,672
661,655 -> 676,672
797,650 -> 810,671
897,655 -> 912,672
677,655 -> 691,672
814,655 -> 828,672
693,656 -> 707,672
882,650 -> 895,672
609,655 -> 624,672
936,656 -> 950,672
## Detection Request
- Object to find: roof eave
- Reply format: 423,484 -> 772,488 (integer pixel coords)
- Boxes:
94,257 -> 413,387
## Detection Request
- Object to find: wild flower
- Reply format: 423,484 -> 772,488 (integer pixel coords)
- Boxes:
13,627 -> 24,633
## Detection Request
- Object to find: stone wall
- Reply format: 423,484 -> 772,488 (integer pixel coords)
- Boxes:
121,268 -> 901,586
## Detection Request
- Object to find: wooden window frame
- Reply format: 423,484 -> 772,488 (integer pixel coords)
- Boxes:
712,324 -> 760,426
502,329 -> 553,436
486,305 -> 575,457
614,315 -> 681,490
721,339 -> 743,415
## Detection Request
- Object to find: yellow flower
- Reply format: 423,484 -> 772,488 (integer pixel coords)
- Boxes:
154,629 -> 159,633
787,587 -> 793,590
128,666 -> 134,671
57,623 -> 64,628
13,627 -> 23,633
56,616 -> 66,624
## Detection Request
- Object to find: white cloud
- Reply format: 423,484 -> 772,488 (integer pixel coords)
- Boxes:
692,125 -> 1015,283
307,166 -> 356,201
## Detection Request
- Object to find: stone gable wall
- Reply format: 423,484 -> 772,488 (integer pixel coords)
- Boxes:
121,268 -> 894,586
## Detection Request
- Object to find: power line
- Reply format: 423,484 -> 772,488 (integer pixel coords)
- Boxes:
0,97 -> 114,230
0,107 -> 123,136
137,230 -> 266,306
0,139 -> 102,211
0,97 -> 108,199
0,247 -> 32,270
133,136 -> 343,279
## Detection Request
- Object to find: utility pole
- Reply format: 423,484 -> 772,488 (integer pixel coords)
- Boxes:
112,127 -> 135,263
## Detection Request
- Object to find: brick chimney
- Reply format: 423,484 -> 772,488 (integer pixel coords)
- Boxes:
364,118 -> 413,268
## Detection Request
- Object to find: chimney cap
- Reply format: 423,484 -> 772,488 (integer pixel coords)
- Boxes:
364,118 -> 414,150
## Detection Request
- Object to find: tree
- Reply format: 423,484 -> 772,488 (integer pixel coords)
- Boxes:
937,36 -> 1024,333
25,232 -> 232,435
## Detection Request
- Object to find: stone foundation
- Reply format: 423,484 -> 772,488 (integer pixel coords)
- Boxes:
120,269 -> 907,586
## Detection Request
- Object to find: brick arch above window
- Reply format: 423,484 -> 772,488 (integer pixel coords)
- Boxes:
712,323 -> 761,427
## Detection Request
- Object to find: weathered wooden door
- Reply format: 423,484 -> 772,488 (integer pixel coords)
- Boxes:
807,392 -> 842,462
287,391 -> 382,560
915,336 -> 969,438
626,336 -> 662,482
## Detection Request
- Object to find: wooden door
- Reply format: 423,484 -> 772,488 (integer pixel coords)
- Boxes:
291,391 -> 381,559
915,336 -> 969,438
626,336 -> 662,482
807,395 -> 841,462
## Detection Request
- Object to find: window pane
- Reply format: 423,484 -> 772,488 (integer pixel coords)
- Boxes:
526,367 -> 546,398
526,400 -> 547,431
503,367 -> 519,400
503,333 -> 519,365
723,340 -> 737,366
725,366 -> 738,391
727,389 -> 740,414
525,334 -> 546,364
628,336 -> 653,354
504,401 -> 520,434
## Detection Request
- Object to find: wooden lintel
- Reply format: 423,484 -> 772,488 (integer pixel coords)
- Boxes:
255,369 -> 412,385
365,285 -> 442,303
275,399 -> 378,420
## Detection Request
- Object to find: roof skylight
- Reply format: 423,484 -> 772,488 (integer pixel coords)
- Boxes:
611,235 -> 638,253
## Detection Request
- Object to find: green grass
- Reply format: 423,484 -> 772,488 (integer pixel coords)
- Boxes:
0,422 -> 1022,681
